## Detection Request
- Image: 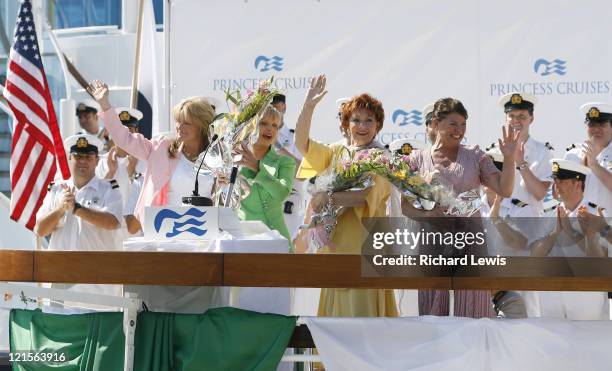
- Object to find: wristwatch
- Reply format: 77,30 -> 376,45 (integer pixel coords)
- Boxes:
600,225 -> 611,238
73,202 -> 82,214
516,161 -> 528,171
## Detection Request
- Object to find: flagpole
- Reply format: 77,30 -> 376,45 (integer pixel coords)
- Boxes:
131,0 -> 146,109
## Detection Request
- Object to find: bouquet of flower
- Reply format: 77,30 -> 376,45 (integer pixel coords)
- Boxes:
306,147 -> 481,249
199,77 -> 280,207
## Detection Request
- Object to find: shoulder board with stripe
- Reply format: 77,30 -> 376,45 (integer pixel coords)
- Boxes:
588,202 -> 598,209
109,179 -> 119,189
134,172 -> 142,180
545,142 -> 554,151
566,143 -> 576,152
46,182 -> 55,191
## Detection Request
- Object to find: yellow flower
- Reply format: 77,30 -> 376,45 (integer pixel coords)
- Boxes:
407,175 -> 424,187
392,170 -> 407,180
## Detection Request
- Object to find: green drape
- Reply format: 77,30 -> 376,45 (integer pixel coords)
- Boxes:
134,307 -> 296,371
9,309 -> 125,371
9,307 -> 296,371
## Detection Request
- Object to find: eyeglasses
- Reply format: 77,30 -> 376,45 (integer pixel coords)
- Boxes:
349,118 -> 377,126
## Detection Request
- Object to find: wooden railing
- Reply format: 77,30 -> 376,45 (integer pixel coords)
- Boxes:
2,250 -> 612,291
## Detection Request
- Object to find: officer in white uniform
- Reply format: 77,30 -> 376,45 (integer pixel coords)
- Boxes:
493,92 -> 553,218
270,93 -> 305,240
34,134 -> 123,251
96,108 -> 146,237
531,159 -> 610,320
76,99 -> 109,152
564,102 -> 612,212
386,137 -> 427,316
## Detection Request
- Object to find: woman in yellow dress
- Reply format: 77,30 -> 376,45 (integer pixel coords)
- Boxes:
295,74 -> 397,317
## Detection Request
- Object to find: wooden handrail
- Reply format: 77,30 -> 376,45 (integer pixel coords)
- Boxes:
1,250 -> 612,291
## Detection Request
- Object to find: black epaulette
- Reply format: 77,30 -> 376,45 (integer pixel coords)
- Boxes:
46,182 -> 55,191
588,202 -> 598,209
133,172 -> 142,180
545,142 -> 554,151
485,142 -> 496,151
110,179 -> 119,189
566,143 -> 576,152
384,144 -> 390,149
289,128 -> 295,133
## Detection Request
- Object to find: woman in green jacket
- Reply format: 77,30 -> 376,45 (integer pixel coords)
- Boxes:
235,105 -> 295,248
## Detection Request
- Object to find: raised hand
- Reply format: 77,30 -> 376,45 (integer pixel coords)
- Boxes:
304,75 -> 328,108
86,80 -> 111,111
105,146 -> 118,179
498,126 -> 519,160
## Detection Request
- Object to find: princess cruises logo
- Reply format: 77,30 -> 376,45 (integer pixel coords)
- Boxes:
533,58 -> 567,76
254,55 -> 284,72
392,109 -> 423,126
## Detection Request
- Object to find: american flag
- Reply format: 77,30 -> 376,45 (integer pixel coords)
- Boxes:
4,0 -> 70,230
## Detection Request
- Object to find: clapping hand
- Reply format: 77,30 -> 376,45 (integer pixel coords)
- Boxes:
304,75 -> 328,108
86,80 -> 111,111
105,146 -> 118,179
59,185 -> 75,213
583,139 -> 598,168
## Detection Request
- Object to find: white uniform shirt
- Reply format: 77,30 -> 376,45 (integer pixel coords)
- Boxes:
277,125 -> 302,160
565,140 -> 612,212
500,136 -> 553,217
536,198 -> 610,320
96,155 -> 146,210
36,177 -> 123,251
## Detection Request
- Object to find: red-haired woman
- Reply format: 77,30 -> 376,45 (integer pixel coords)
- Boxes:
295,75 -> 398,317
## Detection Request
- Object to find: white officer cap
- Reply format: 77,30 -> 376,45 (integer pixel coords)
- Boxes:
76,99 -> 101,115
388,138 -> 426,155
498,92 -> 537,112
579,102 -> 612,123
64,134 -> 104,154
115,107 -> 143,127
550,158 -> 590,181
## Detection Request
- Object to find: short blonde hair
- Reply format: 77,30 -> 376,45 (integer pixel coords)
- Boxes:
168,96 -> 215,158
258,104 -> 282,124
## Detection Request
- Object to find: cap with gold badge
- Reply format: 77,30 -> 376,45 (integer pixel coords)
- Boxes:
388,138 -> 426,156
75,99 -> 100,115
498,92 -> 537,113
64,134 -> 104,155
115,107 -> 143,128
550,158 -> 589,181
579,102 -> 612,124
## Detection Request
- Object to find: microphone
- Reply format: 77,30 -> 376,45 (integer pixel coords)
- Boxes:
182,134 -> 219,207
224,166 -> 239,207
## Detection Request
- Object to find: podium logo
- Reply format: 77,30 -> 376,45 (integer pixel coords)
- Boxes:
254,55 -> 284,72
392,109 -> 423,126
533,58 -> 567,76
154,208 -> 208,238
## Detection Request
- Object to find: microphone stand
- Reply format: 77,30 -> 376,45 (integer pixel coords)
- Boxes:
182,134 -> 219,207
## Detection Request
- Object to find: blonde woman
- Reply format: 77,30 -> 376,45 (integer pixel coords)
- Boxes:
88,80 -> 216,222
235,105 -> 295,246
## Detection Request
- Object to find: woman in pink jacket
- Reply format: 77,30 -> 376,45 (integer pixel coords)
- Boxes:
87,80 -> 216,223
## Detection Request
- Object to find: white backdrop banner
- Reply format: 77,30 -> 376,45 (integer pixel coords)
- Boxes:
169,0 -> 612,155
305,316 -> 612,371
